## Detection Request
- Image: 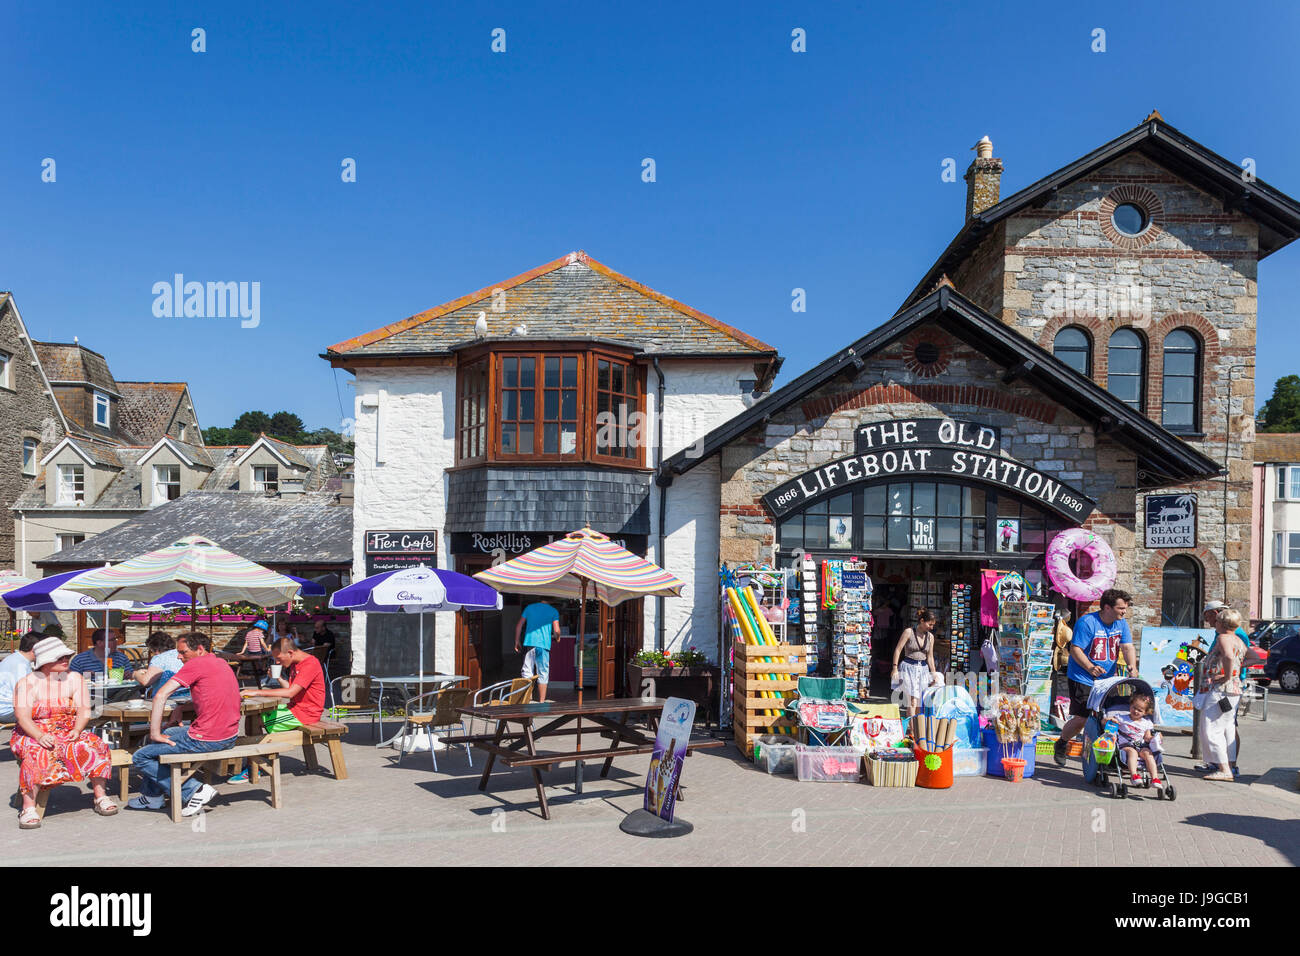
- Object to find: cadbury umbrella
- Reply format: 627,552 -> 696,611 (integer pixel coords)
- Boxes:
473,528 -> 685,791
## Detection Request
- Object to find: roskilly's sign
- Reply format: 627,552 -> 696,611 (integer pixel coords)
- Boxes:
763,446 -> 1095,523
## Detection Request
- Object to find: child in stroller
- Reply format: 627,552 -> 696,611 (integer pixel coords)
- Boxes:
1082,676 -> 1176,801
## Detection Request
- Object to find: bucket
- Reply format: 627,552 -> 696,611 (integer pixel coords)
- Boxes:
1092,740 -> 1116,766
1001,757 -> 1027,782
912,746 -> 953,789
981,727 -> 1037,778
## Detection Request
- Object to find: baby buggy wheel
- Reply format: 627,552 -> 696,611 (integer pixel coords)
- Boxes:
1164,784 -> 1176,802
1107,780 -> 1119,799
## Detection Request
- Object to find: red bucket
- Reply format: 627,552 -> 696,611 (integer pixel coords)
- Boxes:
912,746 -> 953,789
1001,757 -> 1027,783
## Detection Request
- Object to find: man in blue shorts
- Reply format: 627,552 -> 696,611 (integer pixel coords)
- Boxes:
1054,588 -> 1137,765
515,600 -> 560,703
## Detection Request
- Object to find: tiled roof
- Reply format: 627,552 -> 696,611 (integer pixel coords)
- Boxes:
326,252 -> 777,359
260,435 -> 315,470
33,342 -> 120,393
69,438 -> 123,469
1256,433 -> 1300,463
36,491 -> 352,568
116,382 -> 188,445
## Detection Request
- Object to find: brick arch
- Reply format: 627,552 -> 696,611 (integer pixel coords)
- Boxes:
1099,185 -> 1165,249
1039,314 -> 1108,387
1144,546 -> 1224,619
1146,312 -> 1221,433
799,382 -> 1059,424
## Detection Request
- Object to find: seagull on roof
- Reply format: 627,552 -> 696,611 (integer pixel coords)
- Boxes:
474,311 -> 487,337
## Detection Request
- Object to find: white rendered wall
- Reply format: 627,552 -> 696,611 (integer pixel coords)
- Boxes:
349,365 -> 457,674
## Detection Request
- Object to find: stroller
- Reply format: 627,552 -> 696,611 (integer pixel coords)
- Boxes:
785,676 -> 851,746
1082,675 -> 1176,801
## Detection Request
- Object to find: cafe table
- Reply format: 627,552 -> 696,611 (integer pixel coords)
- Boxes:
370,674 -> 467,748
457,696 -> 723,820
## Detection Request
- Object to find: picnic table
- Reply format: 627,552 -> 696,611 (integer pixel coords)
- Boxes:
92,695 -> 278,749
457,697 -> 723,820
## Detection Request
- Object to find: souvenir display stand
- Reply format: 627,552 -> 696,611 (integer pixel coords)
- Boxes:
822,558 -> 872,701
949,583 -> 974,672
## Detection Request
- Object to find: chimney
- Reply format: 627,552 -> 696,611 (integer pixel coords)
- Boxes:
337,477 -> 354,507
965,135 -> 1003,220
279,476 -> 305,499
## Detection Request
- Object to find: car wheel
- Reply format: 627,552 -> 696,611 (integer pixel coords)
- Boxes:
1279,665 -> 1300,694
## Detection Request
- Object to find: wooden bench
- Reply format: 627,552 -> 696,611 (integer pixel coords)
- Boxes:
21,749 -> 132,821
158,741 -> 297,823
236,720 -> 349,780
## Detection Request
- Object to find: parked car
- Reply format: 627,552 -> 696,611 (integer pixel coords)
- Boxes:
1249,620 -> 1300,651
1262,632 -> 1300,693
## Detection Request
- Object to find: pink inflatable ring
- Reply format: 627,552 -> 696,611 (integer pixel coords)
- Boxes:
1045,529 -> 1117,602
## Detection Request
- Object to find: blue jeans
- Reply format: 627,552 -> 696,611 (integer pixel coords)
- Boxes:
133,726 -> 236,803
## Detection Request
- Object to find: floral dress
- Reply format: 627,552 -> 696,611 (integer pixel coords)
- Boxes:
10,699 -> 112,796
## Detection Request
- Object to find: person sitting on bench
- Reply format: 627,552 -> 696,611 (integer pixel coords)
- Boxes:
228,637 -> 326,783
128,631 -> 240,817
131,631 -> 185,698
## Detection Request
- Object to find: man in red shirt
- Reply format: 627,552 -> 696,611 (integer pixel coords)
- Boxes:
228,637 -> 326,783
128,631 -> 241,817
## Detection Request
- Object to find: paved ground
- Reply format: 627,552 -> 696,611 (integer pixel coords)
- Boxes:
4,694 -> 1298,866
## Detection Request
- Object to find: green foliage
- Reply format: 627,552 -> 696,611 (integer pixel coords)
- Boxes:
631,648 -> 709,667
233,410 -> 272,434
204,411 -> 354,457
1258,375 -> 1300,432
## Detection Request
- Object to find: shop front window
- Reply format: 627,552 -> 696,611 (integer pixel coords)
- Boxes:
1160,556 -> 1201,628
778,481 -> 1059,556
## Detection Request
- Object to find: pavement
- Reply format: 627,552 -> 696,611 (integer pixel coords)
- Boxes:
3,693 -> 1298,866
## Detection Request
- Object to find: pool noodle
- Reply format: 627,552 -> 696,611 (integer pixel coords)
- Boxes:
740,586 -> 787,714
727,587 -> 779,716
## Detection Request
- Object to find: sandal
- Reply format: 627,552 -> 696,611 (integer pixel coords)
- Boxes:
18,808 -> 40,829
1204,771 -> 1235,782
93,796 -> 119,816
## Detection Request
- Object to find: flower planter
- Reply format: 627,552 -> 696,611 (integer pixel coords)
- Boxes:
625,664 -> 720,722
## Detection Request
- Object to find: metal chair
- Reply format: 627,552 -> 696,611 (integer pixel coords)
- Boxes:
327,675 -> 385,740
466,677 -> 537,738
395,686 -> 473,770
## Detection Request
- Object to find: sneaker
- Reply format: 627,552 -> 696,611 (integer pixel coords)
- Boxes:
126,794 -> 164,811
181,783 -> 217,817
1151,778 -> 1163,787
1053,738 -> 1069,767
1131,774 -> 1142,785
227,771 -> 249,784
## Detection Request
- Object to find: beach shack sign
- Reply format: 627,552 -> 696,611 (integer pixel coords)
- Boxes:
764,419 -> 1094,523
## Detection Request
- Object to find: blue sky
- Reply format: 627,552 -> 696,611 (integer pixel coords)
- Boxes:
4,1 -> 1299,432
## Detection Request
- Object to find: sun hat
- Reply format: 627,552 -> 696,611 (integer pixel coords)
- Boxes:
1202,600 -> 1229,615
252,619 -> 269,631
32,636 -> 74,669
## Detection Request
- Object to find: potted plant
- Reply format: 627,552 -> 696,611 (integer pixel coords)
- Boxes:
626,647 -> 719,720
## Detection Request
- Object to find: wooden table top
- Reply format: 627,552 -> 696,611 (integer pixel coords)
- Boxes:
459,697 -> 668,721
97,695 -> 276,721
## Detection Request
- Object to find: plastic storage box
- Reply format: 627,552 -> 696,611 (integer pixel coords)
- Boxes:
794,745 -> 864,782
764,743 -> 800,775
951,747 -> 988,777
751,734 -> 798,764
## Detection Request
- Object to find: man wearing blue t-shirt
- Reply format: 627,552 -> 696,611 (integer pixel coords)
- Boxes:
515,601 -> 560,703
1054,588 -> 1136,766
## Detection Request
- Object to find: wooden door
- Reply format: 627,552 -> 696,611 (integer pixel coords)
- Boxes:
455,558 -> 487,690
598,604 -> 617,699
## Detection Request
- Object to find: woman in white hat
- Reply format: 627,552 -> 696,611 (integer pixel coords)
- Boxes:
10,636 -> 116,828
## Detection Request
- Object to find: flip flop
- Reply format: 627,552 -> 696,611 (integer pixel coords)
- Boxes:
93,796 -> 119,816
1203,771 -> 1234,782
18,808 -> 40,829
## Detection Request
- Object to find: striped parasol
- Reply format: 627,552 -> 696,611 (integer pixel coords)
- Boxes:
0,571 -> 33,596
57,535 -> 301,619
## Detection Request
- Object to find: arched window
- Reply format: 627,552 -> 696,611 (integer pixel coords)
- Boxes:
1161,556 -> 1201,628
1161,329 -> 1201,433
1107,328 -> 1145,412
1053,327 -> 1092,377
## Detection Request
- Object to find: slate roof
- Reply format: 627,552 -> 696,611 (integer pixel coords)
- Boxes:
662,285 -> 1223,488
1256,433 -> 1300,463
68,438 -> 124,470
117,382 -> 190,445
325,251 -> 778,361
258,435 -> 314,470
33,342 -> 120,394
903,116 -> 1300,308
35,491 -> 352,569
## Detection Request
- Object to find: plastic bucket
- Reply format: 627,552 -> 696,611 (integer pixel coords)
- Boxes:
1001,757 -> 1027,782
981,727 -> 1037,778
912,746 -> 953,789
1092,741 -> 1116,766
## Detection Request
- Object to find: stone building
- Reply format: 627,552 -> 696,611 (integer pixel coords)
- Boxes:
0,294 -> 68,572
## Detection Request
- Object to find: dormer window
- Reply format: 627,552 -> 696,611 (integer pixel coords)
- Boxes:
153,464 -> 181,505
93,390 -> 110,428
455,346 -> 645,466
253,465 -> 279,493
57,464 -> 85,503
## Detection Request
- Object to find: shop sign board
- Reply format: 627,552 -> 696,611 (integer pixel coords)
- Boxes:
1144,494 -> 1197,549
644,697 -> 695,822
364,530 -> 438,575
762,448 -> 1095,523
854,418 -> 1001,454
448,532 -> 648,558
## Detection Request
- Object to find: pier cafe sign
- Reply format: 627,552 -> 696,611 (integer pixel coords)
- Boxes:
763,418 -> 1095,523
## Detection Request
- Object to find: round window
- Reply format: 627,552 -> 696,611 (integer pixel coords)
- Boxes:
914,342 -> 941,364
1112,202 -> 1149,236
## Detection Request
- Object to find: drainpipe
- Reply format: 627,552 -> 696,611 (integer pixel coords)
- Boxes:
652,357 -> 667,653
1223,364 -> 1251,603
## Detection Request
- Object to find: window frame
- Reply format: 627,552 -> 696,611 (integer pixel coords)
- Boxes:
0,349 -> 11,389
22,438 -> 38,476
590,350 -> 644,465
1160,555 -> 1202,628
1106,327 -> 1147,413
152,463 -> 182,505
1052,326 -> 1092,378
93,390 -> 110,428
252,465 -> 279,493
1283,465 -> 1300,501
1160,328 -> 1201,434
454,345 -> 647,468
1276,531 -> 1300,567
56,533 -> 86,552
56,463 -> 85,504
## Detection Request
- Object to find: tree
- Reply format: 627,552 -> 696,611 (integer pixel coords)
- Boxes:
268,411 -> 306,440
1258,375 -> 1300,432
233,410 -> 272,434
304,427 -> 355,457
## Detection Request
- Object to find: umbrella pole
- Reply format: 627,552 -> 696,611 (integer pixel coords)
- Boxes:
575,578 -> 588,794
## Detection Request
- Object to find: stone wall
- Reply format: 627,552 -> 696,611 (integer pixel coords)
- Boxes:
717,325 -> 1147,614
993,152 -> 1258,620
0,299 -> 65,570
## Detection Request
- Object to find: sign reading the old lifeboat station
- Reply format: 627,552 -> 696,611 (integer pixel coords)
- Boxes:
765,419 -> 1095,523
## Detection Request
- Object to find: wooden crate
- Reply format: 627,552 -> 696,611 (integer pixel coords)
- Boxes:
732,640 -> 809,756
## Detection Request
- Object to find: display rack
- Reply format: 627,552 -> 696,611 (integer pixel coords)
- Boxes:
798,554 -> 820,670
732,639 -> 807,756
949,583 -> 973,671
823,558 -> 872,701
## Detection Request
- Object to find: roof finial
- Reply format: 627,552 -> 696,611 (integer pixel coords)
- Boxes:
1145,109 -> 1164,123
931,273 -> 955,293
